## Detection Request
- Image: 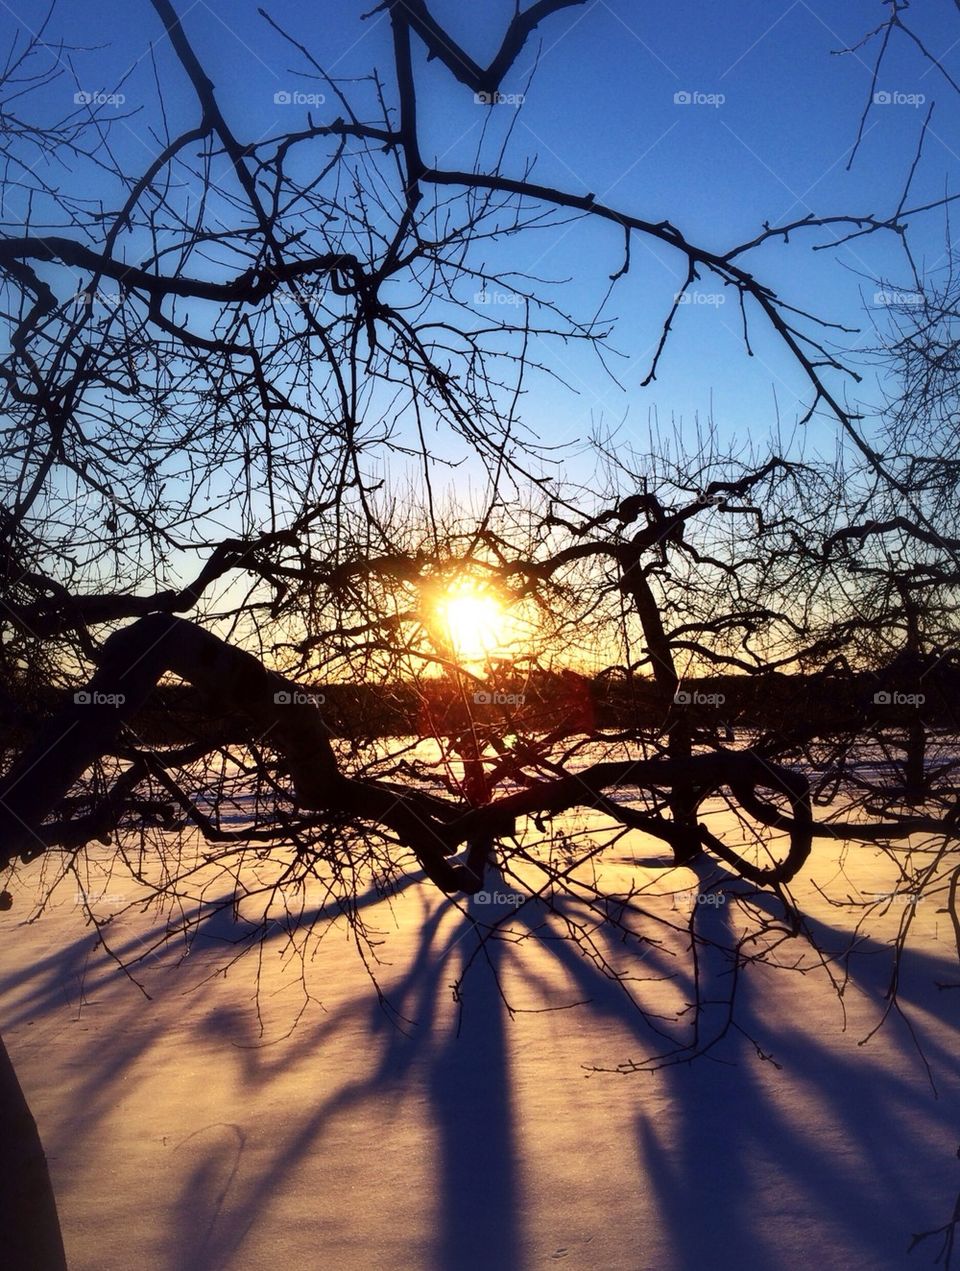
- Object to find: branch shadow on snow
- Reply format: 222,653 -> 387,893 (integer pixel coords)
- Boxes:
635,855 -> 960,1271
0,856 -> 958,1271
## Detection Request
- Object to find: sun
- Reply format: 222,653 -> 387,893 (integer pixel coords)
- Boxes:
433,582 -> 511,663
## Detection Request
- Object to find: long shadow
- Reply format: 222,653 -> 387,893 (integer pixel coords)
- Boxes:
635,855 -> 960,1271
421,891 -> 522,1270
203,881 -> 526,1270
1,861 -> 958,1270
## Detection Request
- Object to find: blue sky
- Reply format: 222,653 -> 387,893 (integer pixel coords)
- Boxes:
6,0 -> 960,473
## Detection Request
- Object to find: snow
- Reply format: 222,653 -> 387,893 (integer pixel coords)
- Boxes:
1,803 -> 958,1270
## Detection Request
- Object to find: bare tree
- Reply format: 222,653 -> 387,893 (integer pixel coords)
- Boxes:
0,2 -> 958,1262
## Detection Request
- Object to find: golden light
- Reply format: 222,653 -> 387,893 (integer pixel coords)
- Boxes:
432,581 -> 513,663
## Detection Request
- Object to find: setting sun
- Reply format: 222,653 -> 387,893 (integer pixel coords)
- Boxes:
433,583 -> 511,663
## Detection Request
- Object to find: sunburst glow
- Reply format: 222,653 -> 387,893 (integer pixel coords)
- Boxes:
433,583 -> 512,663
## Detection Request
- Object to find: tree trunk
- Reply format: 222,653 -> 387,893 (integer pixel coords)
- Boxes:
620,558 -> 699,862
0,1033 -> 68,1269
899,584 -> 927,803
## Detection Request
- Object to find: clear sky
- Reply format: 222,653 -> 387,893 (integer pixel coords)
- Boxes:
5,0 -> 960,474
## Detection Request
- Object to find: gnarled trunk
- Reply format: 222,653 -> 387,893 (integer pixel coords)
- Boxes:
0,1033 -> 67,1269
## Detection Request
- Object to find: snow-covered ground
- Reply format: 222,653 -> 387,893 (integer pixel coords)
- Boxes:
1,791 -> 958,1270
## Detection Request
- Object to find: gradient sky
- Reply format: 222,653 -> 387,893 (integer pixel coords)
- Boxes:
5,0 -> 960,472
